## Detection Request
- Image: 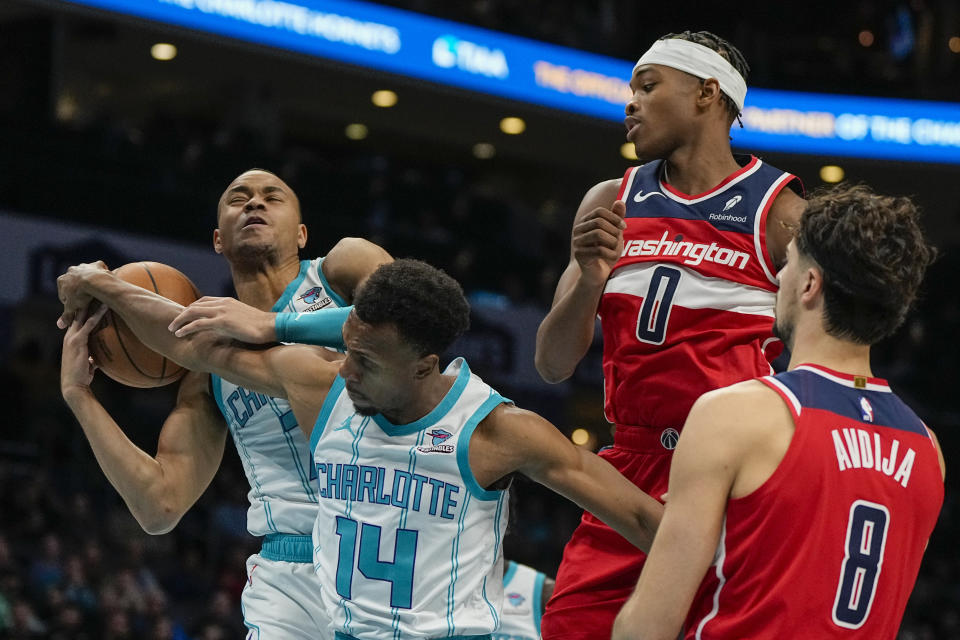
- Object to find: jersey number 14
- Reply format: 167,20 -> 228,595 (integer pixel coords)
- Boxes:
335,516 -> 418,609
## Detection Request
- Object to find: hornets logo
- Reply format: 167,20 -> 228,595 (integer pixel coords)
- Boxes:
298,287 -> 323,305
506,592 -> 525,607
417,429 -> 455,454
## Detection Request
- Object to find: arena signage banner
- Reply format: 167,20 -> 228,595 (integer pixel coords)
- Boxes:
62,0 -> 960,163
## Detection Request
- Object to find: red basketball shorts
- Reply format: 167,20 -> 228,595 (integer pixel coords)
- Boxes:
540,426 -> 674,640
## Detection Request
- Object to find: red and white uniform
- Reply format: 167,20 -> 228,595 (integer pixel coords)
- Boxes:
542,156 -> 801,639
602,154 -> 798,430
686,365 -> 943,639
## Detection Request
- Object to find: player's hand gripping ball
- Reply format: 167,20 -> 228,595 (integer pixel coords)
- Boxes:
88,262 -> 200,388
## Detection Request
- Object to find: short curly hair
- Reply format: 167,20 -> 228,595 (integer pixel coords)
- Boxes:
796,184 -> 936,345
660,30 -> 749,122
353,259 -> 470,357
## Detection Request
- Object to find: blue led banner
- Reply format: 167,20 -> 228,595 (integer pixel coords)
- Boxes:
61,0 -> 960,164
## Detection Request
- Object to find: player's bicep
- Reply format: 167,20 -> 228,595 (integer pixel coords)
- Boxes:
323,238 -> 394,302
152,372 -> 228,517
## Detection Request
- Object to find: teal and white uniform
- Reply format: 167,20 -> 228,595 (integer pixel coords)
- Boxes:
210,258 -> 346,639
495,562 -> 546,640
310,358 -> 510,640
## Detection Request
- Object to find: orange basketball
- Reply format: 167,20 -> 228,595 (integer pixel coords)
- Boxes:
88,262 -> 200,388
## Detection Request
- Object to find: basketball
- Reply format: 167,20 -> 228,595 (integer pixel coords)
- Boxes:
88,262 -> 200,388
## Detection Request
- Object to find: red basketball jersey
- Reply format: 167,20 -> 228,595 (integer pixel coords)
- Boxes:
685,365 -> 943,639
600,155 -> 801,429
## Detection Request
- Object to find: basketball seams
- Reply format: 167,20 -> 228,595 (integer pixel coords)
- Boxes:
139,262 -> 169,381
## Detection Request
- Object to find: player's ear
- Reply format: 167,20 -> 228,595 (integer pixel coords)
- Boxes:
297,223 -> 307,249
213,228 -> 223,254
697,78 -> 722,108
800,265 -> 823,306
413,354 -> 438,379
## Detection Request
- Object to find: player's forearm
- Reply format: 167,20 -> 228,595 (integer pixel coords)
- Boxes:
80,270 -> 211,371
62,388 -> 184,534
576,449 -> 662,552
534,278 -> 604,383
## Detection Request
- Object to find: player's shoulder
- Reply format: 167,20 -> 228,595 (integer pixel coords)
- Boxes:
321,237 -> 393,302
575,178 -> 623,218
685,379 -> 791,443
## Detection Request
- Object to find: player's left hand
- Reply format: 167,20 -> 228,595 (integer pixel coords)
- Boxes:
169,296 -> 277,343
60,304 -> 109,396
56,261 -> 109,329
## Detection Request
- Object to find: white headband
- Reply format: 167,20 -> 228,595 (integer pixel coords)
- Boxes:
635,39 -> 747,112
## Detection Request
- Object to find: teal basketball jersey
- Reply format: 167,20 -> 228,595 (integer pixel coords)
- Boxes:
212,257 -> 347,537
310,358 -> 511,639
495,561 -> 546,640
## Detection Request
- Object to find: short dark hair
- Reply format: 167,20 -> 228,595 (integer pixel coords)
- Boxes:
797,184 -> 936,345
660,30 -> 749,122
353,259 -> 471,357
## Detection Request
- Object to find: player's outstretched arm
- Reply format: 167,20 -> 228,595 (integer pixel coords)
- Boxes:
61,309 -> 228,535
535,179 -> 623,383
471,404 -> 662,551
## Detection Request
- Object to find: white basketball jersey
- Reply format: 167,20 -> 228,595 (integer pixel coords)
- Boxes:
495,562 -> 545,640
310,358 -> 511,639
212,257 -> 347,537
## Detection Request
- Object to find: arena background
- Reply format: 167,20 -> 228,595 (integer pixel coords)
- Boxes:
1,1 -> 957,637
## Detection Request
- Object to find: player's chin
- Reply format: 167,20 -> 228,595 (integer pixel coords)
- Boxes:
353,404 -> 379,417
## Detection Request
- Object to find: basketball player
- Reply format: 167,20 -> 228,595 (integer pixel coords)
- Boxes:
535,31 -> 806,638
495,561 -> 554,640
58,258 -> 663,639
58,169 -> 391,638
612,185 -> 944,639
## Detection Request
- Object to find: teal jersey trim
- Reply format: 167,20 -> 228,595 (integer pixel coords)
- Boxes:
260,534 -> 313,563
373,361 -> 472,436
456,392 -> 511,500
317,257 -> 348,307
310,375 -> 346,454
210,373 -> 227,421
271,259 -> 311,312
503,560 -> 518,586
532,570 -> 546,636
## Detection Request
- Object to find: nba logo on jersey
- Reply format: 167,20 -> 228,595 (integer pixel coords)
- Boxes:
859,397 -> 875,422
660,428 -> 680,450
506,592 -> 525,607
298,287 -> 323,304
416,429 -> 455,454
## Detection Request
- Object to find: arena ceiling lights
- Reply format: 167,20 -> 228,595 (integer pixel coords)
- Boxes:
60,0 -> 960,164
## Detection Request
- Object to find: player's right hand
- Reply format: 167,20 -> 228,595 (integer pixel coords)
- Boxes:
571,200 -> 626,284
168,296 -> 277,343
56,261 -> 109,329
60,304 -> 109,398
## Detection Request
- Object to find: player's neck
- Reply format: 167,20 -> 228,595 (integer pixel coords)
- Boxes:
662,139 -> 741,197
381,372 -> 456,426
230,255 -> 303,311
786,322 -> 874,379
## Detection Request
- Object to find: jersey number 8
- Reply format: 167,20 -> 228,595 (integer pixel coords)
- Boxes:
832,500 -> 889,629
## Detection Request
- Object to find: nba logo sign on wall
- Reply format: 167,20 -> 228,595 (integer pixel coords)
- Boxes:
660,428 -> 680,450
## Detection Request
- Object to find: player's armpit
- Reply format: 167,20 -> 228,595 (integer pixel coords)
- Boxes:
321,238 -> 394,303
